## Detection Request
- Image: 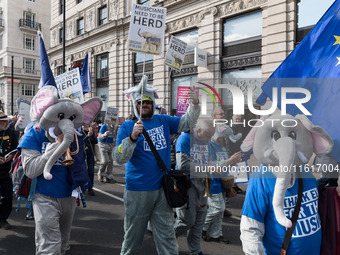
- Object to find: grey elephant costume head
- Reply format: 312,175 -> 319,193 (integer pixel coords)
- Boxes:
30,85 -> 102,180
241,113 -> 333,228
123,75 -> 158,119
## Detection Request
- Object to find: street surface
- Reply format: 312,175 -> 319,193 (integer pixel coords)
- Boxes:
0,163 -> 247,255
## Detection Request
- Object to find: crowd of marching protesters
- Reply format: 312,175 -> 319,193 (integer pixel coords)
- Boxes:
1,76 -> 340,255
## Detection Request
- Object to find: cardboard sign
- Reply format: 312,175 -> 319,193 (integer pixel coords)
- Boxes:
104,107 -> 119,131
55,68 -> 84,103
128,4 -> 166,55
164,36 -> 187,71
194,47 -> 207,67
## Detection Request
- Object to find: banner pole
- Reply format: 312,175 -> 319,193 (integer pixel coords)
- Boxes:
139,53 -> 147,120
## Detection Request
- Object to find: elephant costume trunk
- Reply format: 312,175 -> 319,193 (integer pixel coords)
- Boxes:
272,137 -> 296,228
43,119 -> 75,180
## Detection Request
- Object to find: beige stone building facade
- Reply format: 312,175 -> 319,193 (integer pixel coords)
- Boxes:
0,0 -> 51,115
47,0 -> 332,121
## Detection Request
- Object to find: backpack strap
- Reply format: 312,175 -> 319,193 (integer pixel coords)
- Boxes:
280,169 -> 304,255
132,118 -> 168,173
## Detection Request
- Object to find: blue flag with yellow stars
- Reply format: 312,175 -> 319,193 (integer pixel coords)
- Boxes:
256,0 -> 340,161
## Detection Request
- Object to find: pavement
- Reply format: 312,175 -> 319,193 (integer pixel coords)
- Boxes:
0,162 -> 248,255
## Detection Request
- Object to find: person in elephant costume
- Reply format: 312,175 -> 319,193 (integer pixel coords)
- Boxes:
18,85 -> 102,254
240,113 -> 333,255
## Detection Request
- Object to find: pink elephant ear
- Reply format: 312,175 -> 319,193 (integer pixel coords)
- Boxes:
296,114 -> 333,155
82,98 -> 103,125
240,118 -> 265,152
30,86 -> 58,121
217,124 -> 227,133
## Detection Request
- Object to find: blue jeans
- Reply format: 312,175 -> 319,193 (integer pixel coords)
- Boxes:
120,188 -> 178,255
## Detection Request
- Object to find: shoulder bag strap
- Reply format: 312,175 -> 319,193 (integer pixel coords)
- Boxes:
132,118 -> 168,173
280,170 -> 304,255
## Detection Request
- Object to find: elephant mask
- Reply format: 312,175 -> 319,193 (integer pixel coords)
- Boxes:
30,85 -> 102,180
241,114 -> 333,228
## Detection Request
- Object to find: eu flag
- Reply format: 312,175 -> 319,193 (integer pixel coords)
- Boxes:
256,0 -> 340,161
38,31 -> 57,89
80,52 -> 91,94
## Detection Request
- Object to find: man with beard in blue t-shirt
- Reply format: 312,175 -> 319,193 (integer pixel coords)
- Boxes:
114,76 -> 200,255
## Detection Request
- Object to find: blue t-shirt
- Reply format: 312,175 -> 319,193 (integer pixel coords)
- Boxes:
18,127 -> 73,198
241,165 -> 321,255
208,141 -> 228,194
98,124 -> 114,143
116,115 -> 181,191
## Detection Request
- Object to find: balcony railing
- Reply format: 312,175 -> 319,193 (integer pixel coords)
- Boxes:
19,19 -> 41,30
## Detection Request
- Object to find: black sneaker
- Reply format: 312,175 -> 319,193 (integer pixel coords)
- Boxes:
0,220 -> 12,230
209,236 -> 230,244
202,230 -> 208,241
25,215 -> 34,220
88,189 -> 95,196
224,209 -> 232,217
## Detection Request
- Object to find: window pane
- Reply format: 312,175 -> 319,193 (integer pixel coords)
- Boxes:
223,11 -> 262,43
77,18 -> 84,35
135,53 -> 153,64
298,0 -> 334,28
99,6 -> 107,25
96,53 -> 109,78
174,30 -> 198,52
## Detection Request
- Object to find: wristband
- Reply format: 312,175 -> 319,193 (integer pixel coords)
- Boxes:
129,133 -> 137,143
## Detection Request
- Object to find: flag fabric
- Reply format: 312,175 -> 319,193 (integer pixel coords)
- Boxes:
80,53 -> 91,94
256,0 -> 340,161
38,31 -> 57,89
0,99 -> 3,112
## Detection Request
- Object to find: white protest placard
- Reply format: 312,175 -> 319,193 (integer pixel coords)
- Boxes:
104,107 -> 119,132
194,47 -> 208,67
128,4 -> 166,55
164,36 -> 187,71
55,68 -> 84,103
229,161 -> 249,183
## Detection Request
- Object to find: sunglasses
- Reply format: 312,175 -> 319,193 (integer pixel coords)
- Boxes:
137,100 -> 153,105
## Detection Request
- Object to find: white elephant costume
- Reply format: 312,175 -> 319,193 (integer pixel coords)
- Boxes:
240,114 -> 333,255
18,85 -> 102,254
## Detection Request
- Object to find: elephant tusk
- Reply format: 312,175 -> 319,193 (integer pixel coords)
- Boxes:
264,148 -> 273,158
297,151 -> 308,163
49,127 -> 58,139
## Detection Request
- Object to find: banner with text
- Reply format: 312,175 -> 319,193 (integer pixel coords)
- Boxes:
105,107 -> 119,132
164,36 -> 187,71
176,86 -> 199,117
128,4 -> 166,55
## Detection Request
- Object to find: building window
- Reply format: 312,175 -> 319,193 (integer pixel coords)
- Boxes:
0,83 -> 4,97
28,0 -> 35,2
23,35 -> 35,51
296,0 -> 334,43
174,29 -> 198,53
134,53 -> 153,85
57,66 -> 64,75
98,6 -> 107,26
23,11 -> 36,29
22,84 -> 36,96
96,53 -> 109,79
59,28 -> 63,44
23,58 -> 36,74
60,0 -> 64,15
77,0 -> 82,3
77,18 -> 84,35
137,0 -> 150,6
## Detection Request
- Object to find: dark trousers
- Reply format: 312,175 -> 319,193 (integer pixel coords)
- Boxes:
87,154 -> 95,188
0,177 -> 13,221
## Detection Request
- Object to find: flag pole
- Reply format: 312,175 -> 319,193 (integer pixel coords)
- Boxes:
139,53 -> 147,120
62,0 -> 66,73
